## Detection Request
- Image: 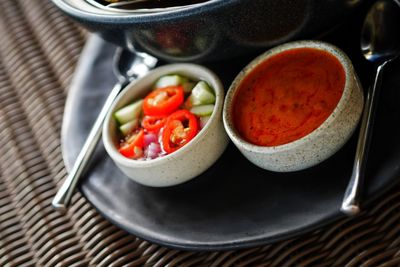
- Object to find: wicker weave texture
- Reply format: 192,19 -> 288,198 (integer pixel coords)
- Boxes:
0,0 -> 400,266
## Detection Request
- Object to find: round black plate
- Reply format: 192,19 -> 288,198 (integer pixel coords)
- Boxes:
62,16 -> 400,250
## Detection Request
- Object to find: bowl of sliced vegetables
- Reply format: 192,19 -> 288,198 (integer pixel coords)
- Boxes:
103,63 -> 228,187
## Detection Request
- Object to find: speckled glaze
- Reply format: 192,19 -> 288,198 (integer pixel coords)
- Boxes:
223,41 -> 364,172
50,0 -> 363,62
103,64 -> 228,186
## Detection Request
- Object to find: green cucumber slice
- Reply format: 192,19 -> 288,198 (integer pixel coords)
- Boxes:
190,104 -> 215,117
119,119 -> 139,136
189,81 -> 215,106
114,99 -> 143,125
154,75 -> 188,89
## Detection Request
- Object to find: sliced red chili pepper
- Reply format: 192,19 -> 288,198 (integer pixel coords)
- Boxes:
119,129 -> 145,159
141,115 -> 166,133
143,86 -> 184,116
162,110 -> 199,154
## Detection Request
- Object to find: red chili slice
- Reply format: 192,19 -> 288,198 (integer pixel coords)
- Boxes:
141,115 -> 166,133
143,86 -> 184,116
162,110 -> 199,154
119,129 -> 144,159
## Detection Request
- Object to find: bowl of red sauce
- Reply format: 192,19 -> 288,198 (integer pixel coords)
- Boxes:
223,40 -> 364,172
103,64 -> 228,186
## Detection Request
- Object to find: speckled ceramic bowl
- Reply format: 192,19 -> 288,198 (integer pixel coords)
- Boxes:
103,64 -> 228,186
223,40 -> 364,172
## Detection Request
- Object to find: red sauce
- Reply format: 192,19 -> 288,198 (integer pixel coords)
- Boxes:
233,47 -> 345,146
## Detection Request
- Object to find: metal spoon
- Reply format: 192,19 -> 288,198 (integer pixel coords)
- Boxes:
341,0 -> 400,215
52,48 -> 157,212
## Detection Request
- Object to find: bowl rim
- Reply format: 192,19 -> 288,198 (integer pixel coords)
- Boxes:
51,0 -> 236,24
103,63 -> 224,168
223,40 -> 356,154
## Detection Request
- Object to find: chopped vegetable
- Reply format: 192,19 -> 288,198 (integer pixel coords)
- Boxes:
143,85 -> 184,116
188,81 -> 215,106
145,142 -> 162,159
162,110 -> 199,154
154,74 -> 188,89
119,129 -> 145,159
141,115 -> 166,133
119,119 -> 139,135
114,100 -> 143,125
143,132 -> 158,147
190,104 -> 215,117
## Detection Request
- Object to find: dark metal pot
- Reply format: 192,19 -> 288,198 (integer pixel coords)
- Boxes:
51,0 -> 363,62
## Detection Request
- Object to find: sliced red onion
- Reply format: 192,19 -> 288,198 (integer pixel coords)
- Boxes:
146,142 -> 162,159
143,132 -> 158,147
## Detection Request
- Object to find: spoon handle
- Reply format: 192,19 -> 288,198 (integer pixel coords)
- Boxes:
341,63 -> 386,216
52,81 -> 125,212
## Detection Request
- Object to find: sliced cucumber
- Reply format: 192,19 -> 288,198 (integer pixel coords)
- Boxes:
154,74 -> 195,93
119,119 -> 139,136
190,104 -> 215,117
114,99 -> 143,125
199,116 -> 211,128
154,75 -> 188,89
189,81 -> 215,106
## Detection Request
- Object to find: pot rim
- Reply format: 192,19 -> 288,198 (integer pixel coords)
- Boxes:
51,0 -> 236,24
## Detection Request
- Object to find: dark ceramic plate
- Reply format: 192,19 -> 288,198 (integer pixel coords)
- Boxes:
62,30 -> 400,250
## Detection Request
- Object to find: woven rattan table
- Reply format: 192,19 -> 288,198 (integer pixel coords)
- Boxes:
1,0 -> 400,266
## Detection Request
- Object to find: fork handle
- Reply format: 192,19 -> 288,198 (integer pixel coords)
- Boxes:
52,81 -> 124,212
